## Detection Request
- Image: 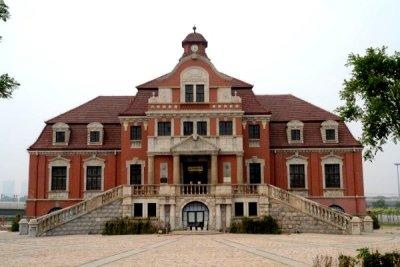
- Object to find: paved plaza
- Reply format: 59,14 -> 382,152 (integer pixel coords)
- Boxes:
1,227 -> 400,267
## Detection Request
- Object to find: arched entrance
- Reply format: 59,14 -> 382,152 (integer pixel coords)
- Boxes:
329,204 -> 345,213
48,207 -> 62,214
182,201 -> 209,230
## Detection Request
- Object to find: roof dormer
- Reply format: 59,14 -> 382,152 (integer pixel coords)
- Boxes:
52,122 -> 70,146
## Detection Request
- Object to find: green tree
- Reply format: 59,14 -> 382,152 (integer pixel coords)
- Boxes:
0,0 -> 19,99
372,198 -> 387,208
336,47 -> 400,160
395,201 -> 400,209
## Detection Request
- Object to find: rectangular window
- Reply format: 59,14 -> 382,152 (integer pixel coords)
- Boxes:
248,124 -> 260,139
130,126 -> 141,140
130,164 -> 141,185
289,164 -> 305,188
86,166 -> 102,190
55,131 -> 65,143
89,131 -> 100,143
134,203 -> 143,217
185,84 -> 194,102
325,164 -> 341,188
196,85 -> 205,102
197,121 -> 207,135
148,203 -> 157,217
249,163 -> 261,184
219,121 -> 233,135
51,166 -> 67,191
158,122 -> 171,136
234,202 -> 244,217
183,121 -> 193,136
291,129 -> 301,141
248,202 -> 258,216
326,129 -> 336,140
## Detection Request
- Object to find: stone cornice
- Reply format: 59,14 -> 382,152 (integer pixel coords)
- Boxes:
271,147 -> 362,153
145,110 -> 244,118
28,150 -> 120,156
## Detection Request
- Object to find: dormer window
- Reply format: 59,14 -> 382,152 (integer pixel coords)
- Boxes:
180,67 -> 209,103
185,84 -> 204,103
185,85 -> 194,102
196,85 -> 204,102
52,122 -> 70,146
321,120 -> 339,143
87,122 -> 103,145
286,120 -> 304,144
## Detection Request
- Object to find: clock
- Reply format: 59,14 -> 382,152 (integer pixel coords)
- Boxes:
191,44 -> 199,52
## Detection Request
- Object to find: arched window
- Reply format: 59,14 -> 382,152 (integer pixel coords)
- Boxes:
329,204 -> 345,213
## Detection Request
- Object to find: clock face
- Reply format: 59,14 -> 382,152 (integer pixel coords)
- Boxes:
191,44 -> 199,52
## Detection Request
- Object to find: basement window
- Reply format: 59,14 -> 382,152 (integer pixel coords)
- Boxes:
234,202 -> 244,217
248,202 -> 258,216
133,203 -> 143,217
148,203 -> 157,218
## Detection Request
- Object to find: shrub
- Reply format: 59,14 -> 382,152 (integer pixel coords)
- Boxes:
338,254 -> 358,267
102,217 -> 159,235
229,216 -> 281,234
10,215 -> 21,232
332,248 -> 400,267
313,255 -> 334,267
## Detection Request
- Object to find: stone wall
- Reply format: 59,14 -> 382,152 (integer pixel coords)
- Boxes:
268,199 -> 346,234
43,200 -> 123,236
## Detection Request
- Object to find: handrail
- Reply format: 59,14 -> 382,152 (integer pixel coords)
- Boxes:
267,184 -> 351,231
131,185 -> 160,196
35,185 -> 124,236
232,184 -> 258,195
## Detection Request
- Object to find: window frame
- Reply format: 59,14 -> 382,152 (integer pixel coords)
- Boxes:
249,163 -> 261,184
234,202 -> 244,217
195,84 -> 205,102
147,203 -> 157,218
130,164 -> 142,185
133,203 -> 143,217
51,166 -> 67,191
196,121 -> 207,136
324,164 -> 341,188
219,121 -> 233,136
185,84 -> 194,103
289,164 -> 306,188
55,131 -> 66,143
248,202 -> 258,217
325,129 -> 336,141
89,131 -> 100,143
248,124 -> 260,140
183,121 -> 194,136
86,166 -> 102,191
290,129 -> 301,141
130,125 -> 142,141
157,121 -> 171,136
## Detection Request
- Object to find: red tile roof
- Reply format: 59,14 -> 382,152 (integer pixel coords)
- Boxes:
47,96 -> 134,124
29,124 -> 121,150
256,94 -> 340,122
119,90 -> 157,116
234,89 -> 270,115
269,122 -> 361,148
182,32 -> 208,46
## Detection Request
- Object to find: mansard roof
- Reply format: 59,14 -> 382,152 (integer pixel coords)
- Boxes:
47,96 -> 135,124
256,94 -> 340,122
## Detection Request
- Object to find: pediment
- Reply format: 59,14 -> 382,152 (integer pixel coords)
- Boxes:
171,134 -> 219,154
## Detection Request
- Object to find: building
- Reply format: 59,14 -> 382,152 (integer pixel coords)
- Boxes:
26,28 -> 366,233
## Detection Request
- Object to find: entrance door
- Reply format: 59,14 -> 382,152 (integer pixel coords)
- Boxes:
182,201 -> 209,230
182,156 -> 209,184
130,164 -> 141,185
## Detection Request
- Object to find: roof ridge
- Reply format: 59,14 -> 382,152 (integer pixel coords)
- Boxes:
287,94 -> 340,120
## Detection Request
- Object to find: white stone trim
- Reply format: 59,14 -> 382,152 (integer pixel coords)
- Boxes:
83,155 -> 105,193
321,153 -> 343,189
286,153 -> 308,189
321,120 -> 339,143
52,122 -> 70,146
286,120 -> 304,144
155,118 -> 174,137
126,158 -> 146,185
48,156 -> 70,199
180,67 -> 209,103
245,157 -> 265,184
271,147 -> 362,153
87,122 -> 104,145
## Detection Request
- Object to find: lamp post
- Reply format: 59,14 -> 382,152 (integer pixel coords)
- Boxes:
395,163 -> 400,198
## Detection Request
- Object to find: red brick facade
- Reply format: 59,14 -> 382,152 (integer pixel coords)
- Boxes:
26,30 -> 366,218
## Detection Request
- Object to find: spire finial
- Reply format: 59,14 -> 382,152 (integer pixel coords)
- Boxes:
193,25 -> 196,33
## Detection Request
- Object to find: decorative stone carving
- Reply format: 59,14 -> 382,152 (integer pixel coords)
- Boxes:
286,120 -> 304,144
180,67 -> 210,102
323,189 -> 344,197
217,88 -> 241,103
148,88 -> 172,104
52,122 -> 70,146
223,162 -> 231,183
321,120 -> 339,143
171,134 -> 219,155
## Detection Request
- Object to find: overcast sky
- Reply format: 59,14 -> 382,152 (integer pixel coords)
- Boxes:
0,0 -> 399,196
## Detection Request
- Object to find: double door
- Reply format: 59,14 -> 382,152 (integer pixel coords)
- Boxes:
187,211 -> 205,230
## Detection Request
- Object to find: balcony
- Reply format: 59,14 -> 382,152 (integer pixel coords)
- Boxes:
148,135 -> 243,154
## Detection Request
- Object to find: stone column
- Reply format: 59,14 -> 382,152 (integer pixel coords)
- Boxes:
28,219 -> 38,237
159,204 -> 165,224
170,204 -> 176,230
350,216 -> 362,235
216,204 -> 221,230
19,218 -> 29,235
236,154 -> 243,184
148,155 -> 155,184
363,216 -> 373,233
226,204 -> 232,228
173,154 -> 180,184
211,154 -> 218,185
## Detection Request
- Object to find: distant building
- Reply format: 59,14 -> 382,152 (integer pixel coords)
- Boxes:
1,180 -> 15,196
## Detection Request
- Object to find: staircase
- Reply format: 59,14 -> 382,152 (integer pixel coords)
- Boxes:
266,184 -> 351,233
20,184 -> 356,236
27,186 -> 124,236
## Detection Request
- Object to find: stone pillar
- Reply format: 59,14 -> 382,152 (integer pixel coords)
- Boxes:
170,204 -> 176,230
19,218 -> 29,235
237,154 -> 243,184
148,155 -> 155,185
350,216 -> 362,235
173,154 -> 180,184
226,204 -> 232,229
211,154 -> 218,185
28,219 -> 38,237
363,216 -> 373,233
122,186 -> 132,217
159,204 -> 165,224
216,204 -> 221,230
